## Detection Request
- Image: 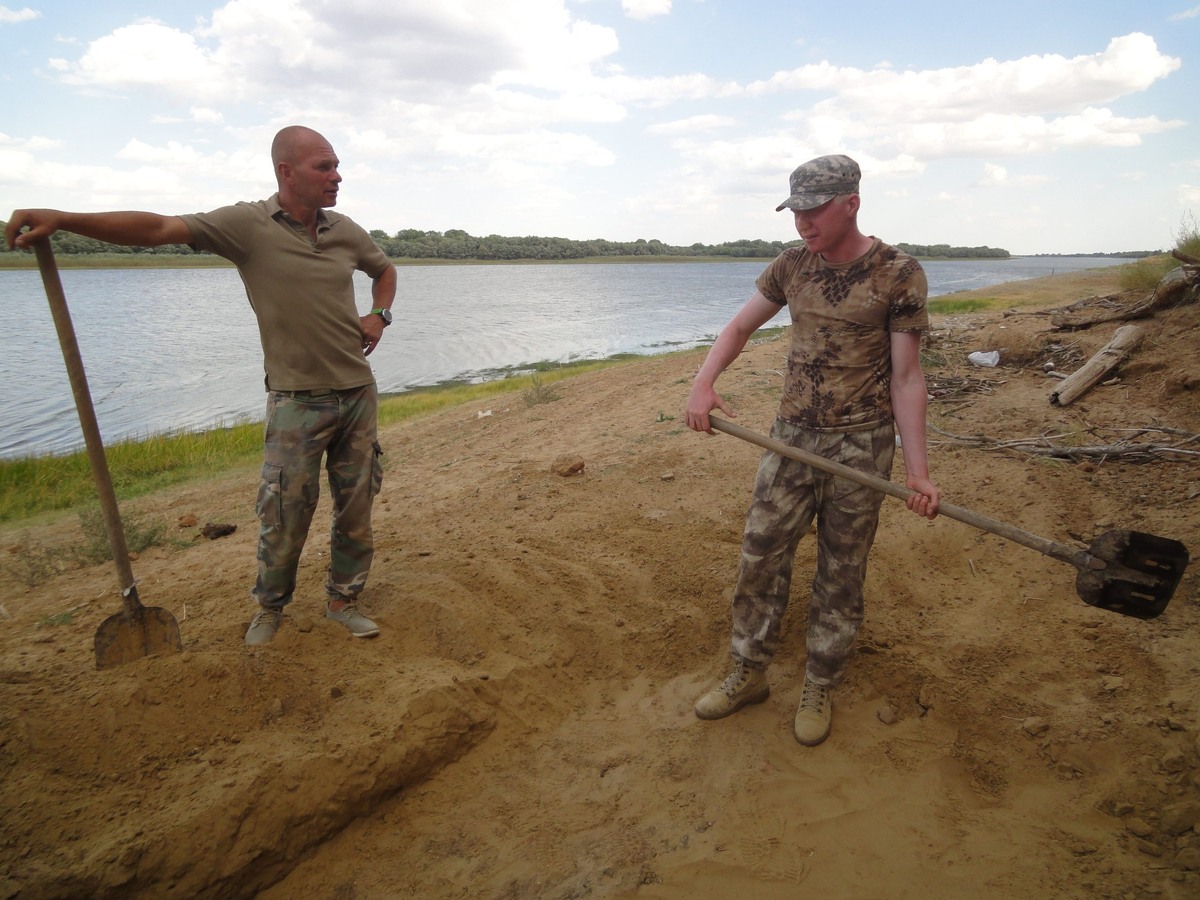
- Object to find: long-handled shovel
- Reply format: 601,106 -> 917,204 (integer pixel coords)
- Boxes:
708,416 -> 1188,619
33,241 -> 183,668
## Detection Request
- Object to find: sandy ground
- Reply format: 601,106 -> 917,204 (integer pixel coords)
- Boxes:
2,269 -> 1199,899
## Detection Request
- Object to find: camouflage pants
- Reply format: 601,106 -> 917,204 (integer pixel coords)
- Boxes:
729,418 -> 895,686
252,384 -> 383,610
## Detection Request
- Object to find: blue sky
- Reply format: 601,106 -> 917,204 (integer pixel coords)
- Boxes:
1,0 -> 1197,254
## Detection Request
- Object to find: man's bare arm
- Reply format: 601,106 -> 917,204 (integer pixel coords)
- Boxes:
6,210 -> 191,250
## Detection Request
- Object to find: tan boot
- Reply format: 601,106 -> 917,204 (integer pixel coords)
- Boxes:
793,677 -> 832,746
694,661 -> 770,720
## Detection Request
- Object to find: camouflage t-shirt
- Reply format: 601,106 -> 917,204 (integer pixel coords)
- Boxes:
755,239 -> 928,429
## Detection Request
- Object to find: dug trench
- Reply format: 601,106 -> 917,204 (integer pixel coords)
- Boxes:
1,274 -> 1199,899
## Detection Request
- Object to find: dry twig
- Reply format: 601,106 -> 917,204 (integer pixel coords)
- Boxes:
928,423 -> 1200,464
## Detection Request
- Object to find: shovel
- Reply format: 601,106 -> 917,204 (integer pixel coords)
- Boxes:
708,416 -> 1188,619
33,241 -> 183,668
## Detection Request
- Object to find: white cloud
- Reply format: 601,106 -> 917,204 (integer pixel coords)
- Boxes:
887,107 -> 1181,159
622,0 -> 671,20
978,162 -> 1049,187
0,6 -> 38,25
1169,5 -> 1200,20
645,115 -> 736,136
716,32 -> 1183,178
47,1 -> 630,152
116,139 -> 204,164
151,107 -> 226,125
0,132 -> 60,152
981,163 -> 1008,186
63,20 -> 223,99
753,33 -> 1180,120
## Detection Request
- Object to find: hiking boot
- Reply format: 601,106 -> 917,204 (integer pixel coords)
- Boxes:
794,678 -> 832,746
245,608 -> 282,646
325,602 -> 380,638
694,662 -> 770,720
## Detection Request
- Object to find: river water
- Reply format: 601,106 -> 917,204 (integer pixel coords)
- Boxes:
0,256 -> 1125,458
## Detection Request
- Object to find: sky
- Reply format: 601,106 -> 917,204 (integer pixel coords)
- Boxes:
1,0 -> 1197,255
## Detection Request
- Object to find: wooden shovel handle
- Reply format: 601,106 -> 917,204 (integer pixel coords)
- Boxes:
708,416 -> 1096,571
33,241 -> 140,608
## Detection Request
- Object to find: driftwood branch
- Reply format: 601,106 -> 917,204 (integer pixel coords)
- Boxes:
1049,324 -> 1144,406
1144,264 -> 1200,312
1049,290 -> 1148,329
1049,258 -> 1199,330
929,423 -> 1200,464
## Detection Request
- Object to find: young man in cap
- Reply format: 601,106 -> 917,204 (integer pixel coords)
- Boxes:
685,154 -> 940,746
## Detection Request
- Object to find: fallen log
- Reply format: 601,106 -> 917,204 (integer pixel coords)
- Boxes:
1143,263 -> 1200,312
1049,290 -> 1149,329
1049,256 -> 1199,330
1049,324 -> 1144,407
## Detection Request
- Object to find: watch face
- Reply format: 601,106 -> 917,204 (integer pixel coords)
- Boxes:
379,309 -> 393,324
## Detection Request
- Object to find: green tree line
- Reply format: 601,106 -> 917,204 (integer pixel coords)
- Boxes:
4,230 -> 210,256
365,229 -> 812,260
2,221 -> 1016,261
892,242 -> 1010,259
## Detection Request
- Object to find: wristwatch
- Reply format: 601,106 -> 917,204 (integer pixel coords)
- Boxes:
370,308 -> 393,326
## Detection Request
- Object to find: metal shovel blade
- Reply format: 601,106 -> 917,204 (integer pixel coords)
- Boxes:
95,586 -> 184,669
708,416 -> 1189,619
1076,530 -> 1189,619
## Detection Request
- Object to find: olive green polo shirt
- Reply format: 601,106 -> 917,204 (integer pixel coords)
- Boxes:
180,195 -> 393,392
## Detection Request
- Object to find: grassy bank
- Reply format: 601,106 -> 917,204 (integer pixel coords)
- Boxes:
0,358 -> 635,524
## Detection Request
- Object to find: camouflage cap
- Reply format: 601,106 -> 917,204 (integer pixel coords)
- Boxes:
775,154 -> 861,212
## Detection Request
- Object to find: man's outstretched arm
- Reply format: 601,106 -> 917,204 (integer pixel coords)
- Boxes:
6,209 -> 191,250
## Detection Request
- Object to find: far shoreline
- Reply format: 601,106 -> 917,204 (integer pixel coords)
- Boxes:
0,252 -> 1140,270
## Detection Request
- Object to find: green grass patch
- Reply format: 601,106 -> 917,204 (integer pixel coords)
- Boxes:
3,504 -> 171,588
0,421 -> 263,523
1119,256 -> 1180,291
38,610 -> 78,627
521,373 -> 562,406
1120,215 -> 1200,290
72,505 -> 169,565
927,296 -> 1000,315
1175,212 -> 1200,261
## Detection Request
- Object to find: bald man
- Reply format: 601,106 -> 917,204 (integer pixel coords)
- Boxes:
7,126 -> 399,646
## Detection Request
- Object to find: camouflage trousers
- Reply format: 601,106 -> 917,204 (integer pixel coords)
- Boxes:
252,384 -> 383,610
729,417 -> 895,686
